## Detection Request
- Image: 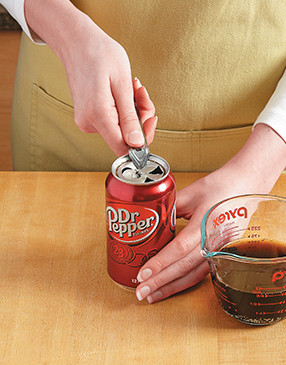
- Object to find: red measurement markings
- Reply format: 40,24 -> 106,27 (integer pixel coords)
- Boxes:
214,233 -> 241,250
256,292 -> 286,298
247,234 -> 260,239
213,279 -> 226,291
230,227 -> 250,234
214,287 -> 228,300
247,226 -> 261,231
211,226 -> 239,250
250,300 -> 286,306
212,226 -> 256,251
254,285 -> 286,292
214,287 -> 237,306
213,226 -> 238,240
256,309 -> 286,315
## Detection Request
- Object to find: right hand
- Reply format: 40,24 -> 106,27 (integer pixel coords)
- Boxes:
25,0 -> 157,155
61,15 -> 157,155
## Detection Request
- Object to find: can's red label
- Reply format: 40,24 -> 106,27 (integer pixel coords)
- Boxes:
106,199 -> 175,274
106,204 -> 160,245
105,156 -> 176,288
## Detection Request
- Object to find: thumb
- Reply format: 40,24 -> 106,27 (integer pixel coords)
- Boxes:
111,79 -> 145,148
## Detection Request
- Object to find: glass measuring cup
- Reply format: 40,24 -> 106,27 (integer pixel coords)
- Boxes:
201,194 -> 286,326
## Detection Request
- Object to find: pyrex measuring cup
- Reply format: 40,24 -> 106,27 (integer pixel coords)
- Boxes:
201,194 -> 286,326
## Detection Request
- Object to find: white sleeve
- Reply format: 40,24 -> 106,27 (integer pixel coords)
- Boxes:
0,0 -> 45,44
253,69 -> 286,143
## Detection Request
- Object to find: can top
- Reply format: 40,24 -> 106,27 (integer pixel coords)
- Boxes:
111,154 -> 170,185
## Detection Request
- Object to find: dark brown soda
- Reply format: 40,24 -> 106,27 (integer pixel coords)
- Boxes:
212,240 -> 286,325
221,239 -> 286,258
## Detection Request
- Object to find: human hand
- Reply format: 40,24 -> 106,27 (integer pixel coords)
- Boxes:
24,1 -> 157,156
62,19 -> 157,155
135,124 -> 286,303
135,170 -> 250,303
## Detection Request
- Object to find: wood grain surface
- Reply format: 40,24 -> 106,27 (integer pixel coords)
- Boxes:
0,172 -> 285,365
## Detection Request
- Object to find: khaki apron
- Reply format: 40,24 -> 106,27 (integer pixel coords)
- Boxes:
11,0 -> 286,171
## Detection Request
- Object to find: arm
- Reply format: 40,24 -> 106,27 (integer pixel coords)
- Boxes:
1,0 -> 157,155
136,69 -> 286,303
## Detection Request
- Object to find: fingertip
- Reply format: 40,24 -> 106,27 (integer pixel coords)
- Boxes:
137,268 -> 152,282
136,290 -> 143,301
133,77 -> 143,88
126,130 -> 145,147
147,290 -> 163,303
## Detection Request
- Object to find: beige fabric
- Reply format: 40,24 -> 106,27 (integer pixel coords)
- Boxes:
11,0 -> 286,171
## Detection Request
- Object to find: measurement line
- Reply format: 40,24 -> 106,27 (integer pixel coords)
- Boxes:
218,233 -> 240,247
250,301 -> 285,306
211,226 -> 252,250
213,280 -> 226,291
228,227 -> 249,234
256,286 -> 286,291
214,287 -> 228,300
256,292 -> 286,298
212,226 -> 238,241
256,310 -> 286,315
215,289 -> 237,306
211,226 -> 239,248
262,301 -> 285,306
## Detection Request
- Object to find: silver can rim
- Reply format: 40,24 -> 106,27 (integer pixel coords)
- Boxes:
111,153 -> 170,185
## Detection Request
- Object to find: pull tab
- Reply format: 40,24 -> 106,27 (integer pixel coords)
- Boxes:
128,102 -> 150,170
128,146 -> 150,170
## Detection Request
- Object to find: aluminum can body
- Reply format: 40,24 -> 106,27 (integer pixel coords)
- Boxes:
105,154 -> 176,289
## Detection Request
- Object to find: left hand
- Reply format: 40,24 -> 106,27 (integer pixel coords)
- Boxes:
135,124 -> 286,303
135,167 -> 258,303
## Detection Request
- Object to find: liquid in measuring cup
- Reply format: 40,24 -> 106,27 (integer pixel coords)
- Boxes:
212,239 -> 286,325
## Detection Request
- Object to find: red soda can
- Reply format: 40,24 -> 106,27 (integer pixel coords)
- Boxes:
105,154 -> 176,289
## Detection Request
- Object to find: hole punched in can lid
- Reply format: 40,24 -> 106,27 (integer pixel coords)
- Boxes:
128,103 -> 150,170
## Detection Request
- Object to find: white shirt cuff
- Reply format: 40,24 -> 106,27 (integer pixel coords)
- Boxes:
1,0 -> 45,44
253,69 -> 286,143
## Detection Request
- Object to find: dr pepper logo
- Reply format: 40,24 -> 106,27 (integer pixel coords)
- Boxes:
106,204 -> 160,245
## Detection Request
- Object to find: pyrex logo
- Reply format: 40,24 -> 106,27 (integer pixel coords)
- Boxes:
272,271 -> 286,283
106,205 -> 159,244
213,206 -> 247,228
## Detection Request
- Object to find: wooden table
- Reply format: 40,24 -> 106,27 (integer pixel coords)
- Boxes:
0,172 -> 285,365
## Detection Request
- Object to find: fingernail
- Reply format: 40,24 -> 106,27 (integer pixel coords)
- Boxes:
147,290 -> 163,304
128,130 -> 144,146
137,268 -> 152,282
136,286 -> 151,301
134,77 -> 142,87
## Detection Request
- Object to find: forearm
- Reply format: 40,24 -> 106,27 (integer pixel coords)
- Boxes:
216,66 -> 286,194
24,0 -> 99,63
219,123 -> 286,193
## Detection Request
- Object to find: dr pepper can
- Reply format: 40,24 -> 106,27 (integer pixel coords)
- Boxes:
105,154 -> 176,289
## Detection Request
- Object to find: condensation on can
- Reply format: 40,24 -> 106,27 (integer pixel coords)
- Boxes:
105,154 -> 176,289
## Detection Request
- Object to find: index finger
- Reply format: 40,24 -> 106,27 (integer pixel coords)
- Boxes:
136,220 -> 201,282
87,85 -> 129,156
111,78 -> 145,148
